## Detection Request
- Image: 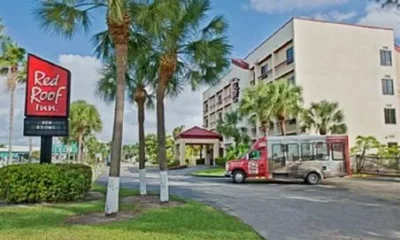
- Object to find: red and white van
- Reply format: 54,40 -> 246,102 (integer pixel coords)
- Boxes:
225,135 -> 351,184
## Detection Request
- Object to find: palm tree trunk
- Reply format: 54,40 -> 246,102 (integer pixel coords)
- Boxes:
105,39 -> 128,216
77,132 -> 83,163
157,81 -> 169,202
8,88 -> 15,165
278,116 -> 286,136
137,99 -> 147,195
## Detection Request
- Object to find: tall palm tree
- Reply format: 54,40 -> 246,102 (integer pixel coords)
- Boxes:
0,39 -> 26,165
269,81 -> 303,136
216,111 -> 249,145
69,100 -> 103,163
300,100 -> 347,135
137,0 -> 231,202
239,83 -> 274,136
34,0 -> 155,215
96,54 -> 182,195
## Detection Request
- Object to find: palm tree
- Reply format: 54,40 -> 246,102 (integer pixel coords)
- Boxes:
173,125 -> 185,139
0,39 -> 26,165
216,111 -> 249,145
96,54 -> 182,195
239,83 -> 274,136
300,100 -> 347,135
69,100 -> 103,163
138,0 -> 231,202
350,136 -> 381,173
269,81 -> 303,136
34,0 -> 157,215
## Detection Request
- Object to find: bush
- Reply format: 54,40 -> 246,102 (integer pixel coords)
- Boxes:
215,157 -> 227,166
0,164 -> 92,204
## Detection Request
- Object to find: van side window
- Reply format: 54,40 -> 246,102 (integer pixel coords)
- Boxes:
287,144 -> 300,161
272,144 -> 285,161
314,142 -> 329,161
301,143 -> 313,161
332,143 -> 345,160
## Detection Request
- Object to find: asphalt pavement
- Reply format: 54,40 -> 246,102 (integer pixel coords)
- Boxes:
97,166 -> 400,240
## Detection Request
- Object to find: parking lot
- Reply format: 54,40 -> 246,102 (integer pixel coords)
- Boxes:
98,166 -> 400,240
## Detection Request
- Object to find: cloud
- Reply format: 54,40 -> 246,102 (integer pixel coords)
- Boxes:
0,54 -> 205,146
358,3 -> 400,38
312,11 -> 357,22
246,0 -> 350,13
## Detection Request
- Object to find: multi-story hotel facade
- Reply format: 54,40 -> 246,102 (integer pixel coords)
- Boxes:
202,17 -> 400,149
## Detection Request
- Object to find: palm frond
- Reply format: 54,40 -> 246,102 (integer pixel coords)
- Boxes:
34,0 -> 101,39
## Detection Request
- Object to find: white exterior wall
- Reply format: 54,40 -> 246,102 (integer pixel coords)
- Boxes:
294,18 -> 400,145
203,17 -> 400,149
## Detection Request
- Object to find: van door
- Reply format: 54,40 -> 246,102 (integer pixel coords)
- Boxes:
247,149 -> 266,177
329,142 -> 347,177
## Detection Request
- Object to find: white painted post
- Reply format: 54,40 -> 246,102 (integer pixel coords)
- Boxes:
105,176 -> 120,215
179,142 -> 186,165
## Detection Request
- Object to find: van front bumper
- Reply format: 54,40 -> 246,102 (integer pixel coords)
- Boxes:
225,171 -> 232,177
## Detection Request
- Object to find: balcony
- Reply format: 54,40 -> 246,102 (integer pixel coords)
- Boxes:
275,60 -> 294,79
209,104 -> 216,112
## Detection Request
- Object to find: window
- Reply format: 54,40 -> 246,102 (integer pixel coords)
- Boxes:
272,144 -> 285,161
286,47 -> 294,64
301,143 -> 313,161
380,50 -> 392,66
288,76 -> 295,85
261,64 -> 268,75
218,112 -> 223,120
382,79 -> 394,95
287,144 -> 300,161
332,143 -> 345,161
249,150 -> 261,161
384,108 -> 397,124
218,95 -> 222,104
314,142 -> 329,160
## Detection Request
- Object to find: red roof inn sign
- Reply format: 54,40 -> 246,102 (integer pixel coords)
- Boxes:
23,54 -> 71,137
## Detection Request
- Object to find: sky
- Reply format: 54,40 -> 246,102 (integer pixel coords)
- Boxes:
1,0 -> 400,146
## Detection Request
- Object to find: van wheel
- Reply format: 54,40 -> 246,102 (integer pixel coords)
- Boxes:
306,172 -> 320,185
232,171 -> 246,183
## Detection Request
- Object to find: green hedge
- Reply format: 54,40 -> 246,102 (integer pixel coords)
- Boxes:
0,164 -> 92,204
215,157 -> 227,166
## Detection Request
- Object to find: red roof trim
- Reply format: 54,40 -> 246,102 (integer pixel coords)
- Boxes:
177,126 -> 221,140
395,45 -> 400,53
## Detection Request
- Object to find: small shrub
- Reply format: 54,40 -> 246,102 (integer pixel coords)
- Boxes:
0,164 -> 92,204
215,157 -> 227,166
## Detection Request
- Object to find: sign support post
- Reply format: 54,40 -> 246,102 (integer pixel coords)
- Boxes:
40,136 -> 53,164
23,54 -> 71,164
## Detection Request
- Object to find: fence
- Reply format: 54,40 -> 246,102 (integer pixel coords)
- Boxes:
351,156 -> 400,176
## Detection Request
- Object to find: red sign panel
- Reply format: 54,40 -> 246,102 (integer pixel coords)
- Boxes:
25,54 -> 71,118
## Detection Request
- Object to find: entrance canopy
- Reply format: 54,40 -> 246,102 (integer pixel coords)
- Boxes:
175,127 -> 221,166
176,126 -> 222,140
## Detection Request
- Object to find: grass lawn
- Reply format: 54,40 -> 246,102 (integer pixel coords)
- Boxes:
192,167 -> 225,177
0,185 -> 261,240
